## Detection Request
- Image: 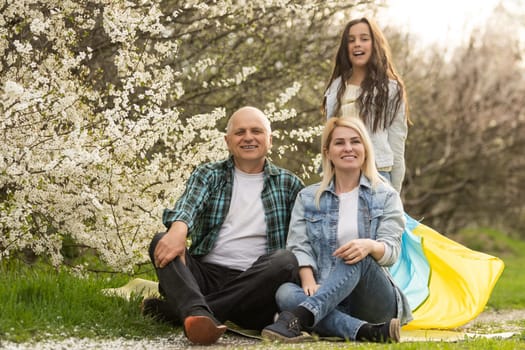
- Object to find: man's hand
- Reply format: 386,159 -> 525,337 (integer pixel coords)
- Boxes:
154,221 -> 188,268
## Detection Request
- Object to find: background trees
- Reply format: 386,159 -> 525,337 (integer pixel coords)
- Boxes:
1,1 -> 523,271
400,3 -> 525,235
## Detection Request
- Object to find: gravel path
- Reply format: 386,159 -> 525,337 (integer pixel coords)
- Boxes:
0,333 -> 261,350
466,309 -> 525,324
2,310 -> 523,349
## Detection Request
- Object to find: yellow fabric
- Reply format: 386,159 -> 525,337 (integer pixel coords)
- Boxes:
101,278 -> 160,300
403,223 -> 505,330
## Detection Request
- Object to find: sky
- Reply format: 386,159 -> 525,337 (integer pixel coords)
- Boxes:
374,0 -> 502,48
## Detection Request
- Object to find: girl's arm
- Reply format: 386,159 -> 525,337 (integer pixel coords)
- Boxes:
388,83 -> 408,192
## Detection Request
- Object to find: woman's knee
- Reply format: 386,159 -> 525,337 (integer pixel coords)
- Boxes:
276,282 -> 305,311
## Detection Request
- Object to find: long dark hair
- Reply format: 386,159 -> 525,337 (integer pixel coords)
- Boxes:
323,17 -> 408,132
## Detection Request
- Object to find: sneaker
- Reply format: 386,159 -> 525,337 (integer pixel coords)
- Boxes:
183,310 -> 227,345
261,311 -> 312,343
357,318 -> 400,343
140,297 -> 180,325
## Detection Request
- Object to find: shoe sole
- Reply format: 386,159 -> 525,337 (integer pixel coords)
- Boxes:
389,318 -> 401,342
184,315 -> 227,345
261,328 -> 312,343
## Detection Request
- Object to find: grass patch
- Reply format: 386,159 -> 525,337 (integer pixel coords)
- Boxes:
455,227 -> 525,310
488,253 -> 525,310
0,259 -> 173,342
1,225 -> 524,348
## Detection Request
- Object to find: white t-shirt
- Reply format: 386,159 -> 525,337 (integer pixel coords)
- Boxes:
202,168 -> 267,271
337,187 -> 359,247
341,84 -> 360,119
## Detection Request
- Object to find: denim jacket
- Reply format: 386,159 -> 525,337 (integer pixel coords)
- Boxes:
324,77 -> 407,192
287,175 -> 412,323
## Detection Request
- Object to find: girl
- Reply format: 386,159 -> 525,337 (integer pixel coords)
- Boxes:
323,17 -> 408,192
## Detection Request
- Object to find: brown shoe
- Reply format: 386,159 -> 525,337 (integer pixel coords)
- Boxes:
184,314 -> 227,345
388,318 -> 401,342
357,318 -> 400,343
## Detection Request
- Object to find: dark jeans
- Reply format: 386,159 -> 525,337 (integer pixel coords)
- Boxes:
149,232 -> 299,330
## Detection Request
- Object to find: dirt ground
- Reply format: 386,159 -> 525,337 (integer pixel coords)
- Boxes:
470,309 -> 525,324
2,309 -> 523,350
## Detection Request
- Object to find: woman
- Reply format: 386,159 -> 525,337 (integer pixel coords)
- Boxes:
261,117 -> 412,343
323,17 -> 408,192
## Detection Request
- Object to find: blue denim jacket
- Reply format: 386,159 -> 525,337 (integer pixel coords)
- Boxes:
287,175 -> 412,323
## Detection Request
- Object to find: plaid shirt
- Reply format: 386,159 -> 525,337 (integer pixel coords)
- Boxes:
162,156 -> 304,256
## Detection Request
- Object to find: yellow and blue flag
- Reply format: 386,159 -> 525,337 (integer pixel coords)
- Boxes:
390,215 -> 504,329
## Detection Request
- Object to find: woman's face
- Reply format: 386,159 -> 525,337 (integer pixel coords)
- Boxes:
326,126 -> 365,173
347,22 -> 372,68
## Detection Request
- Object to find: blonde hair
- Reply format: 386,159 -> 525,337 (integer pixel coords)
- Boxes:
315,117 -> 382,207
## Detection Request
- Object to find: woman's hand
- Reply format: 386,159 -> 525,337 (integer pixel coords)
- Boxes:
333,238 -> 376,264
299,266 -> 320,296
302,281 -> 320,296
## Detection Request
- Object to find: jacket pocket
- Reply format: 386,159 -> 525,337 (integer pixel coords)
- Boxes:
368,207 -> 384,240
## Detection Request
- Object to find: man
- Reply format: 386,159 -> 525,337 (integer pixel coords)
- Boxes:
145,106 -> 304,345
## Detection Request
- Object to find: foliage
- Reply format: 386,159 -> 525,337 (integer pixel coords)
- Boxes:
1,0 -> 524,272
0,0 -> 372,271
398,4 -> 525,234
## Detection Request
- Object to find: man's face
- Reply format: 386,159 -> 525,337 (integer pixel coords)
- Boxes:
225,109 -> 272,166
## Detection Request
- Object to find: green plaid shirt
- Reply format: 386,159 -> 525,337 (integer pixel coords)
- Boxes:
162,156 -> 304,256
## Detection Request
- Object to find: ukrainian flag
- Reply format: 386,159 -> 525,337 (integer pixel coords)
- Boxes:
390,214 -> 505,329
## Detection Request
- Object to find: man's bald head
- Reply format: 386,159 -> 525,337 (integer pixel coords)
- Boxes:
226,106 -> 271,135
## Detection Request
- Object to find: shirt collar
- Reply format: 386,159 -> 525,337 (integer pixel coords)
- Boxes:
326,173 -> 372,194
226,156 -> 277,176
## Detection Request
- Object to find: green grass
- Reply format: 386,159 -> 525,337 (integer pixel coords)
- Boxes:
253,339 -> 525,349
488,254 -> 525,310
0,259 -> 172,342
456,227 -> 525,310
0,226 -> 524,348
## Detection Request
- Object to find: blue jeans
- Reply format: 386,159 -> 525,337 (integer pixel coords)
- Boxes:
276,256 -> 397,340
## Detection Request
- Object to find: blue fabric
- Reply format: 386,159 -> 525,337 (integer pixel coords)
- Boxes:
389,214 -> 430,311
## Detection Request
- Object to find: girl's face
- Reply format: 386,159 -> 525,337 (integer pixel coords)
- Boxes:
326,126 -> 365,173
347,22 -> 372,68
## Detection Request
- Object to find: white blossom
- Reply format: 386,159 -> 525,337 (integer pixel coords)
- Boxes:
30,18 -> 49,35
0,0 -> 320,272
3,80 -> 24,96
13,40 -> 32,54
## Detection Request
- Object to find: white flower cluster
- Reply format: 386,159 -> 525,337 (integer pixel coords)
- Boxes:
0,0 -> 320,272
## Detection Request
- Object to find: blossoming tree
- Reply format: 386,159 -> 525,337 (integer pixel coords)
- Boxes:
0,0 -> 368,271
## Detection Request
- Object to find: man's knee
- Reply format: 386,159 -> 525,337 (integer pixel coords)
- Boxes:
149,232 -> 167,262
265,250 -> 298,282
271,249 -> 298,272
